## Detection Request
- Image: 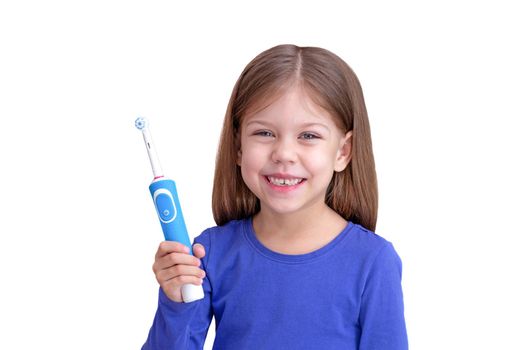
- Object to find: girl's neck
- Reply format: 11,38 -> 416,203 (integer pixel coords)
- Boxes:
252,205 -> 348,254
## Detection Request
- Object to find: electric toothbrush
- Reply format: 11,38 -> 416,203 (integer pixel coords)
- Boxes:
135,117 -> 204,303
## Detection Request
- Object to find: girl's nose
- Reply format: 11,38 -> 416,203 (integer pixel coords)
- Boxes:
271,137 -> 297,164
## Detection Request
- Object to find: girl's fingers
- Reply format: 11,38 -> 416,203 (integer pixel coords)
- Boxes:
156,264 -> 206,284
155,241 -> 189,259
154,251 -> 201,271
192,243 -> 206,259
162,274 -> 204,290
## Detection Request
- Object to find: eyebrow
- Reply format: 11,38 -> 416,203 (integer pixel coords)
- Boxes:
245,119 -> 331,132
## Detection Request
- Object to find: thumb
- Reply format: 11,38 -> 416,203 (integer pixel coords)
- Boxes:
192,243 -> 206,259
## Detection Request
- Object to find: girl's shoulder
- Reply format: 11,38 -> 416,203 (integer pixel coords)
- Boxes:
192,219 -> 250,271
340,222 -> 402,267
348,223 -> 391,249
193,218 -> 248,250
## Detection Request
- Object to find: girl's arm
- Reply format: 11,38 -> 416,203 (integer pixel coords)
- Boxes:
142,284 -> 212,349
359,242 -> 408,349
142,233 -> 213,349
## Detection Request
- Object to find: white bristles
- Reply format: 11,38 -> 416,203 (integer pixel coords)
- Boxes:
135,116 -> 148,130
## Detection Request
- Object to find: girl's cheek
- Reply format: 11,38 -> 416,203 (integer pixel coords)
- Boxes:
240,146 -> 263,167
244,142 -> 267,158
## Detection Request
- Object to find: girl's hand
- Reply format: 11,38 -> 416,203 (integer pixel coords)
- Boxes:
152,241 -> 206,303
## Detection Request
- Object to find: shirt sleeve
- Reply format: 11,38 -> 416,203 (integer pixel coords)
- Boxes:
142,231 -> 213,350
358,242 -> 408,350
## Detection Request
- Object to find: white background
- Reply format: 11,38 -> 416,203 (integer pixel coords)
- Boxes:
1,1 -> 524,349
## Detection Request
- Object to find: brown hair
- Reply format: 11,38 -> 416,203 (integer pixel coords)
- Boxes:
212,44 -> 378,231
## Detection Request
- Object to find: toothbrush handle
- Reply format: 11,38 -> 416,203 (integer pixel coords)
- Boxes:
149,178 -> 205,303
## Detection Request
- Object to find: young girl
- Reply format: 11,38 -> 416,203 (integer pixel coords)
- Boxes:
143,44 -> 408,349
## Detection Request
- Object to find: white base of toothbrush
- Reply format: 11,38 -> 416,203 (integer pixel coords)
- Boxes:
182,284 -> 205,303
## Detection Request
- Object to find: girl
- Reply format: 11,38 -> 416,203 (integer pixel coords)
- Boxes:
143,44 -> 408,349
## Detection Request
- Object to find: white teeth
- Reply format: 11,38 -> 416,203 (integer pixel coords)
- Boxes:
268,177 -> 302,186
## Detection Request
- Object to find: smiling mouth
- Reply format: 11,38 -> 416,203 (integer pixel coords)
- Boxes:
266,176 -> 306,186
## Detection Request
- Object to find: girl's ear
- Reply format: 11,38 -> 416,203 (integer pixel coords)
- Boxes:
334,131 -> 352,172
235,132 -> 242,166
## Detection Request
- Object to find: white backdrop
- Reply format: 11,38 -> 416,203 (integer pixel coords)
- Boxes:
1,1 -> 524,349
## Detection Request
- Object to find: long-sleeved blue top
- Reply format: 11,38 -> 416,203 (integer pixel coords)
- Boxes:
143,218 -> 408,349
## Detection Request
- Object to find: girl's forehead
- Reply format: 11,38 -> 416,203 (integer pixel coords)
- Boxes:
242,86 -> 337,126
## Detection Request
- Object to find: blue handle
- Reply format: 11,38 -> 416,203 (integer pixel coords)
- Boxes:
149,178 -> 193,254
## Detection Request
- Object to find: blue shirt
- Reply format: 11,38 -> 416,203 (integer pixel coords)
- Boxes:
143,218 -> 408,349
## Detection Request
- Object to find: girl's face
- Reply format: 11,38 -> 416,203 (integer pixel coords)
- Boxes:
237,85 -> 352,219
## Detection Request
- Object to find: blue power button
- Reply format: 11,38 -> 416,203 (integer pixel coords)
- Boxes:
154,190 -> 177,223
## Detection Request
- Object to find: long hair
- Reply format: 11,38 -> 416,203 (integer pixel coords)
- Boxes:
212,44 -> 378,231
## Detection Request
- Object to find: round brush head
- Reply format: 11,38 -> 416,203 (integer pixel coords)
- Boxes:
135,116 -> 148,130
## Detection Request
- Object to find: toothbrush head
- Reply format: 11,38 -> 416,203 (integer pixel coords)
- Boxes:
135,116 -> 163,177
135,117 -> 148,130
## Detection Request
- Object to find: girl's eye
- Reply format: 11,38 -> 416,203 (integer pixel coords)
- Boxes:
300,132 -> 320,140
254,130 -> 274,137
